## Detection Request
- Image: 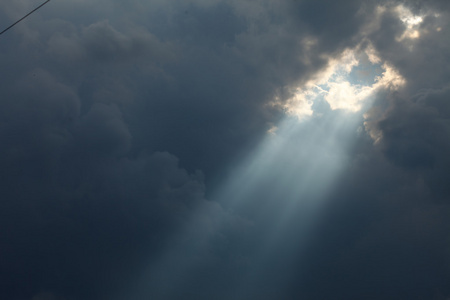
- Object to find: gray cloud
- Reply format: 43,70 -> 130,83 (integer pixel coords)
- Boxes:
1,0 -> 450,299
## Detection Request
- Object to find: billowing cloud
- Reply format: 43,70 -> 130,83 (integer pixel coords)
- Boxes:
1,0 -> 450,299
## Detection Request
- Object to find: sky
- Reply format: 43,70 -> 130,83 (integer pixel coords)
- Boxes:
1,0 -> 450,299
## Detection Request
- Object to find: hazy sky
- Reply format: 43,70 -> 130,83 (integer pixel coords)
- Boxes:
1,1 -> 450,299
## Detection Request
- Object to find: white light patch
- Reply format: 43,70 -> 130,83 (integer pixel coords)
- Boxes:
397,5 -> 423,27
325,79 -> 373,112
395,5 -> 425,42
284,46 -> 405,120
283,89 -> 314,118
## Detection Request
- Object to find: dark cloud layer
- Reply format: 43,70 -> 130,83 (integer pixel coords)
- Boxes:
1,0 -> 450,299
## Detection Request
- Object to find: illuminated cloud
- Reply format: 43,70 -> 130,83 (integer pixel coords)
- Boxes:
284,45 -> 405,119
395,5 -> 423,41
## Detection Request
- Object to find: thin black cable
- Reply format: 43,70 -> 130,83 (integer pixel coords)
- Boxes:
0,0 -> 51,36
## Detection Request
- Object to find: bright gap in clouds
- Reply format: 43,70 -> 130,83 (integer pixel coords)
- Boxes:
281,45 -> 404,120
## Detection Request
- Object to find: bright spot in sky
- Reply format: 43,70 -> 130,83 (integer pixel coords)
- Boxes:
283,45 -> 405,120
396,5 -> 423,27
394,5 -> 443,42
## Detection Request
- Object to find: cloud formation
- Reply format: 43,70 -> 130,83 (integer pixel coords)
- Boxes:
0,0 -> 450,299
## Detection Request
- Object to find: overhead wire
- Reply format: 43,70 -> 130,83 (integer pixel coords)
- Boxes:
0,0 -> 51,36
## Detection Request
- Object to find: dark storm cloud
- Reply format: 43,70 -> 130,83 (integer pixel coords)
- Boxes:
0,58 -> 229,299
1,0 -> 379,181
363,4 -> 450,199
1,0 -> 450,299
